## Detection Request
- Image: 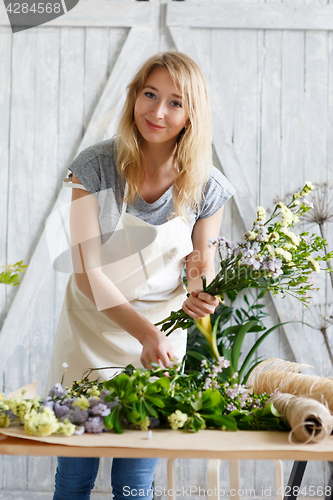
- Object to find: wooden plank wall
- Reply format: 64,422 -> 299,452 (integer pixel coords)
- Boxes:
0,0 -> 332,497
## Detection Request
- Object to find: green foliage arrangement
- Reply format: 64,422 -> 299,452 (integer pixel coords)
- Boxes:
0,360 -> 288,437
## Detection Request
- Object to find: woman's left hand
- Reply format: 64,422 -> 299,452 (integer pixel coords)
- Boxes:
182,290 -> 219,319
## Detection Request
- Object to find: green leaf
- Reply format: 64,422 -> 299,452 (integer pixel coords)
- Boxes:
231,320 -> 258,374
186,351 -> 209,363
190,399 -> 202,411
257,289 -> 269,299
145,395 -> 165,408
202,414 -> 237,431
142,399 -> 159,419
237,320 -> 297,383
152,377 -> 171,391
200,389 -> 223,413
113,406 -> 124,434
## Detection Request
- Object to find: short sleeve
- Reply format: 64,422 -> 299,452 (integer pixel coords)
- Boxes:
197,166 -> 236,220
67,148 -> 101,194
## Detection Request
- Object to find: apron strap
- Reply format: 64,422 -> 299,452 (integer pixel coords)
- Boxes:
121,182 -> 129,217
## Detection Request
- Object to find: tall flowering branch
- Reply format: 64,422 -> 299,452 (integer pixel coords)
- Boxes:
301,183 -> 333,289
156,182 -> 333,336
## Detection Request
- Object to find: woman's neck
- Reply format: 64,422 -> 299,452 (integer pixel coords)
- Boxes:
141,140 -> 177,176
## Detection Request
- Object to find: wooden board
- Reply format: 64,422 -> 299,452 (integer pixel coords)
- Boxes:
167,3 -> 333,30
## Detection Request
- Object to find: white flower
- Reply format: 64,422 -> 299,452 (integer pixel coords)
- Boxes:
306,257 -> 321,273
168,410 -> 188,430
256,206 -> 266,222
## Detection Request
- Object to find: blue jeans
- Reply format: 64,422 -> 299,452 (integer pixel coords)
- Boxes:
53,457 -> 159,500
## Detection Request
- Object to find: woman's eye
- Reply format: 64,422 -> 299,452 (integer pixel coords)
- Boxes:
144,92 -> 155,99
171,101 -> 182,108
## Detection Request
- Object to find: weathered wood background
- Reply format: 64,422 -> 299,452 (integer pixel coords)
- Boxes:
0,0 -> 332,497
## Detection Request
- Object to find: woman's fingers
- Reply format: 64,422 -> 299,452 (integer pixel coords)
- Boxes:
140,334 -> 175,369
182,291 -> 219,318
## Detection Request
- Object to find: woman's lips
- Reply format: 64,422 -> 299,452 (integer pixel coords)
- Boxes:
145,119 -> 165,130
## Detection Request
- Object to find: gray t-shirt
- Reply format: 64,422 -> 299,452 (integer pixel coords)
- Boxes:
67,138 -> 235,244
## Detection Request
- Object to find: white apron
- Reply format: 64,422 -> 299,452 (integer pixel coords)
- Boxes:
46,183 -> 193,391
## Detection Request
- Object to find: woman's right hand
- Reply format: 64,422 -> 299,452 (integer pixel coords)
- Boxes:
140,328 -> 176,369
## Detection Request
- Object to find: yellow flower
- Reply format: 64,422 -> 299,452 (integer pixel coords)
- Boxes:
195,315 -> 220,360
87,387 -> 101,398
0,413 -> 10,427
139,416 -> 151,431
0,394 -> 2,401
73,396 -> 90,410
24,408 -> 59,437
168,410 -> 188,430
56,419 -> 76,437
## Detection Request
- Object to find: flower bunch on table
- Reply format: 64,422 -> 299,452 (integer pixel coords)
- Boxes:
157,182 -> 333,336
0,360 -> 288,436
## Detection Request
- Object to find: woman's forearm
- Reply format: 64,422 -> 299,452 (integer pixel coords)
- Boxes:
186,262 -> 215,292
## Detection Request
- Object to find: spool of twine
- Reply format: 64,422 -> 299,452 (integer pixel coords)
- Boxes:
247,358 -> 333,412
269,393 -> 333,444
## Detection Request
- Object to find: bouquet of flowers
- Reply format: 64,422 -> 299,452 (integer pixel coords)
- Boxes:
0,361 -> 287,436
157,182 -> 333,335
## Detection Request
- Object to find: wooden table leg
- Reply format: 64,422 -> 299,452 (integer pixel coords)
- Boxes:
274,460 -> 284,500
167,458 -> 176,500
207,459 -> 221,500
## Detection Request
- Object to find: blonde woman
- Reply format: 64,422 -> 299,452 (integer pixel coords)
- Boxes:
49,51 -> 235,499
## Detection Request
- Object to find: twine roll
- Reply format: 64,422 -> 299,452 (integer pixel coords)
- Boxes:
247,358 -> 333,412
269,393 -> 333,444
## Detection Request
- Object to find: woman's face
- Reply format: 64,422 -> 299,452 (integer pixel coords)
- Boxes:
134,68 -> 189,147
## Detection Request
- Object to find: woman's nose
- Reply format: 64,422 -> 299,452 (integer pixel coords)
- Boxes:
151,100 -> 166,119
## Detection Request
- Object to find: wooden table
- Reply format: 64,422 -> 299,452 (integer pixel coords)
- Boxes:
0,429 -> 332,500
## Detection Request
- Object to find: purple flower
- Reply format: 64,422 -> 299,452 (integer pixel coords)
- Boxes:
48,383 -> 68,399
91,403 -> 111,417
67,407 -> 89,425
74,426 -> 85,436
42,397 -> 54,411
84,416 -> 105,433
226,388 -> 238,399
100,389 -> 111,400
54,402 -> 71,418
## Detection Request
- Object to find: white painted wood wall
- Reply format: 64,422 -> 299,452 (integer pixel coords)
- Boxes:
0,0 -> 332,497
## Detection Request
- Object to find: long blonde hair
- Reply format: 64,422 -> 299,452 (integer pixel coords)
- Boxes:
115,51 -> 212,219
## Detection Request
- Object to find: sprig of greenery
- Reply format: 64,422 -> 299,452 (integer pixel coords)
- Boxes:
0,261 -> 27,286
